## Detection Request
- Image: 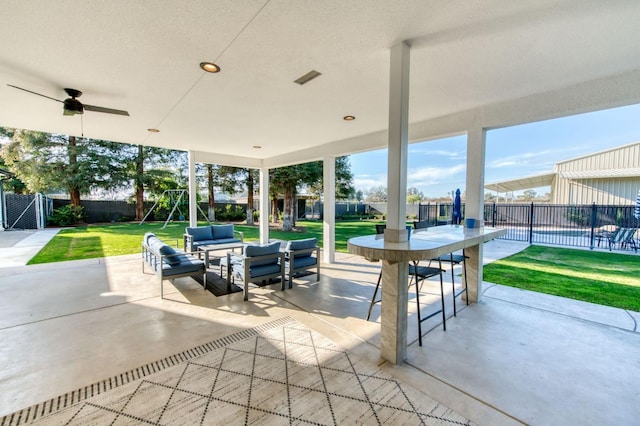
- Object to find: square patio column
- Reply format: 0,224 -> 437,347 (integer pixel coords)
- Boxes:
464,127 -> 487,302
259,167 -> 270,244
381,41 -> 410,365
187,150 -> 198,228
323,155 -> 335,263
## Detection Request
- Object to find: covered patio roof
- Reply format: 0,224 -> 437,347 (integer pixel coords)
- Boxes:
2,1 -> 640,168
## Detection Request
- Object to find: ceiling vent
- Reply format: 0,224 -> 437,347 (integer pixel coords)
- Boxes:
294,70 -> 322,85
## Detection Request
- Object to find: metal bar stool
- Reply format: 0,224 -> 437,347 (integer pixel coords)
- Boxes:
414,220 -> 468,316
409,260 -> 446,346
431,251 -> 468,316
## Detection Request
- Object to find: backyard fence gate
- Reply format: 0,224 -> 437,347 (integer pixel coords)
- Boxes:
3,193 -> 51,230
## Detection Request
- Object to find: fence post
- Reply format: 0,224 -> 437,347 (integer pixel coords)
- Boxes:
492,202 -> 497,227
528,202 -> 534,244
589,202 -> 597,250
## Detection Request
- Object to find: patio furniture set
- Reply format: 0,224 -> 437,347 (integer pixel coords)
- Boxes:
142,224 -> 320,300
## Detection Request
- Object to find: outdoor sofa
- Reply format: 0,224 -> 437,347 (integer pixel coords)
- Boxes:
142,232 -> 206,298
183,224 -> 244,252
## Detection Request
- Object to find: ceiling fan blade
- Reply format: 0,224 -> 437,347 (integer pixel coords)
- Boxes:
84,104 -> 130,116
7,84 -> 63,103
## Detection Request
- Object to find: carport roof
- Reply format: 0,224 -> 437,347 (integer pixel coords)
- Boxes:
484,173 -> 555,193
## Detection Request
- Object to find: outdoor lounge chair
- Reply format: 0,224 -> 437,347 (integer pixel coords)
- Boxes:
284,238 -> 320,288
230,241 -> 285,301
603,227 -> 638,252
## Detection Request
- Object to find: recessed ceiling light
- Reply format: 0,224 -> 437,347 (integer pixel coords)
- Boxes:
147,128 -> 160,133
253,145 -> 262,149
343,115 -> 356,121
200,62 -> 221,73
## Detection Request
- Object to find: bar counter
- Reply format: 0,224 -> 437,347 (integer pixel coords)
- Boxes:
348,225 -> 507,364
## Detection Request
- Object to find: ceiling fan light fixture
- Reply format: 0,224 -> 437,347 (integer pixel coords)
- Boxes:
63,98 -> 84,115
200,62 -> 221,73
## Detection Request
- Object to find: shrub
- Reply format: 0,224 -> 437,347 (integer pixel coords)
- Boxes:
47,205 -> 85,226
215,204 -> 245,221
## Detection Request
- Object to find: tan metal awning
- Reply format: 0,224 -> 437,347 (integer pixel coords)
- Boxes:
484,173 -> 555,192
558,168 -> 640,179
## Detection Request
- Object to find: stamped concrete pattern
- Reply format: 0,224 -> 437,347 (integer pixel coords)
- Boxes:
1,317 -> 472,426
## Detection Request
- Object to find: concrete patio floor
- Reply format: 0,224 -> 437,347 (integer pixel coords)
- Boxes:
0,231 -> 639,425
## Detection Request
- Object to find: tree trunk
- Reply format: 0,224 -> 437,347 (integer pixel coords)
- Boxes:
135,145 -> 145,221
207,164 -> 215,221
67,136 -> 81,207
282,186 -> 294,231
69,188 -> 81,206
271,194 -> 279,223
291,193 -> 297,227
246,170 -> 254,225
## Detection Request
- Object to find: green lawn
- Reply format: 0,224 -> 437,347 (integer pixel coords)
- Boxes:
482,245 -> 640,311
31,222 -> 640,312
28,220 -> 385,264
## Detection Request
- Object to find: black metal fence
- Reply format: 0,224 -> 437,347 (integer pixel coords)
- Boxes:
419,202 -> 640,249
417,202 -> 461,226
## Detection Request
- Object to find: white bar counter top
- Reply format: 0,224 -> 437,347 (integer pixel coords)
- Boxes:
348,225 -> 506,263
348,224 -> 507,364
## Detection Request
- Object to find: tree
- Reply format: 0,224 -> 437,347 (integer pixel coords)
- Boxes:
271,157 -> 354,229
0,156 -> 26,194
407,187 -> 424,204
484,192 -> 497,202
116,145 -> 185,221
519,189 -> 537,202
0,128 -> 123,206
366,186 -> 387,202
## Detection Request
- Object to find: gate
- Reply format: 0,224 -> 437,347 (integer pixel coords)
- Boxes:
3,193 -> 51,230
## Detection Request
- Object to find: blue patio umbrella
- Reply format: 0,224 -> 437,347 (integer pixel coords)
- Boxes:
634,189 -> 640,219
452,188 -> 462,225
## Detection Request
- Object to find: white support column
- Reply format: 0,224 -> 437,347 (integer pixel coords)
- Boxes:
323,155 -> 336,263
381,41 -> 411,365
464,127 -> 487,303
187,150 -> 198,227
259,167 -> 270,244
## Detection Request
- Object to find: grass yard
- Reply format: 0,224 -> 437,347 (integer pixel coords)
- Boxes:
28,220 -> 385,265
30,222 -> 640,312
482,245 -> 640,311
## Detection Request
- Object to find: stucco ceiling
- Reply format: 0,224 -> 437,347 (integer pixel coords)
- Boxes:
2,0 -> 640,168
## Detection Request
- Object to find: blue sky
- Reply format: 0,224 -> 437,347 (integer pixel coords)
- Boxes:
349,103 -> 640,199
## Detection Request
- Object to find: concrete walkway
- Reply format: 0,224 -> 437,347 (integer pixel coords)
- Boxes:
0,229 -> 60,267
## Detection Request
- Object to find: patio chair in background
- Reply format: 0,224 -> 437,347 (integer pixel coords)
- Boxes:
605,227 -> 638,252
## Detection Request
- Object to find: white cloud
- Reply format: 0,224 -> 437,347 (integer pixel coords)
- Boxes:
353,175 -> 387,191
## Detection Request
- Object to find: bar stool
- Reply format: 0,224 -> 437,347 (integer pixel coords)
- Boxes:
409,260 -> 446,346
366,224 -> 446,346
414,220 -> 468,316
431,251 -> 468,316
